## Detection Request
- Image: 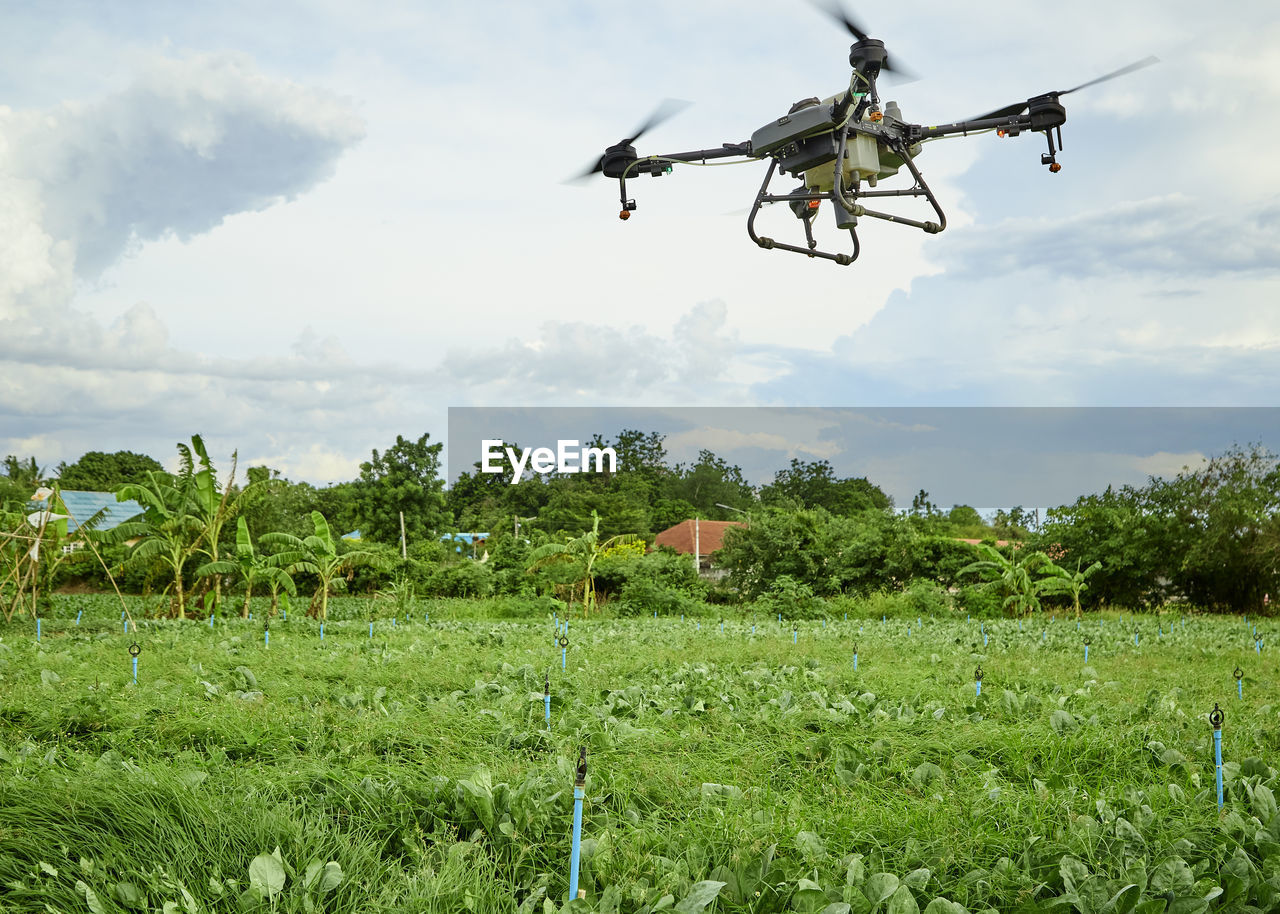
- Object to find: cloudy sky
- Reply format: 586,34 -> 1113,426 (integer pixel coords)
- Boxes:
1,0 -> 1277,492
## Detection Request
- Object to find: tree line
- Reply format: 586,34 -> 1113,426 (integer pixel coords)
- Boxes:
2,434 -> 1277,617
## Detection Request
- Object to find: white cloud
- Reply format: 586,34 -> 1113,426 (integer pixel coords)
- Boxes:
1,52 -> 364,281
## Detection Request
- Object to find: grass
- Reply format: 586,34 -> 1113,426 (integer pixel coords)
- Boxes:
0,596 -> 1276,913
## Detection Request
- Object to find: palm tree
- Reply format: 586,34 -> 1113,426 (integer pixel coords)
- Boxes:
959,543 -> 1052,617
526,510 -> 638,617
195,516 -> 303,618
261,511 -> 386,620
1037,558 -> 1103,618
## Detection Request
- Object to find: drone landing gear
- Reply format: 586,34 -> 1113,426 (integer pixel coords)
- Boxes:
746,141 -> 947,266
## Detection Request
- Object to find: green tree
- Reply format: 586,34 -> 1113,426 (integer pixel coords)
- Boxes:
668,450 -> 755,518
759,459 -> 891,515
354,434 -> 450,546
1150,444 -> 1280,611
526,510 -> 639,617
1,456 -> 44,511
718,506 -> 830,600
261,511 -> 388,620
55,450 -> 164,491
1037,485 -> 1168,609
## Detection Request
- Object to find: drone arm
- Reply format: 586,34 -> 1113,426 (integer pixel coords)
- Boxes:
638,142 -> 752,168
911,114 -> 1034,140
614,142 -> 752,219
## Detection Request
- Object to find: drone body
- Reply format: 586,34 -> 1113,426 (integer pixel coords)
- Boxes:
576,5 -> 1156,266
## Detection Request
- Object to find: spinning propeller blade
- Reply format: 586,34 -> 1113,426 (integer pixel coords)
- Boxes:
814,0 -> 869,41
567,98 -> 691,183
1058,55 -> 1159,96
973,55 -> 1159,121
811,0 -> 916,78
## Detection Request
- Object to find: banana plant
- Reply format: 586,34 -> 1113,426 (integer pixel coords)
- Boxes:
958,542 -> 1052,617
526,510 -> 638,617
195,516 -> 305,618
261,511 -> 387,620
112,471 -> 206,619
1037,558 -> 1104,618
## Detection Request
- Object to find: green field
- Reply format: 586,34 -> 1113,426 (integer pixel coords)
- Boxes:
1,596 -> 1278,913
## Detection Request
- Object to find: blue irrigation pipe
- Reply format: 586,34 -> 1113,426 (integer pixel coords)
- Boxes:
132,657 -> 137,683
36,618 -> 40,642
853,650 -> 858,672
793,629 -> 797,644
320,622 -> 324,642
76,610 -> 82,625
369,621 -> 374,639
1211,705 -> 1224,808
983,633 -> 988,647
975,666 -> 983,697
210,614 -> 214,628
569,748 -> 586,901
544,674 -> 551,729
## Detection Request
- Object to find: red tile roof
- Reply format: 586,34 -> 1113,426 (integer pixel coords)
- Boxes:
652,519 -> 746,556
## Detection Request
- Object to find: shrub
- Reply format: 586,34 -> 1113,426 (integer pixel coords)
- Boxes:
425,561 -> 495,598
956,583 -> 1004,617
617,578 -> 702,618
753,575 -> 826,620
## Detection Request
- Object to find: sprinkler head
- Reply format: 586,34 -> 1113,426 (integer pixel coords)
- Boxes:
974,666 -> 984,682
127,642 -> 141,658
575,746 -> 588,786
1209,703 -> 1224,728
1083,636 -> 1092,646
1233,666 -> 1243,680
558,635 -> 569,648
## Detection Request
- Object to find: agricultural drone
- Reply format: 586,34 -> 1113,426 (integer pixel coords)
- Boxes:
572,3 -> 1157,265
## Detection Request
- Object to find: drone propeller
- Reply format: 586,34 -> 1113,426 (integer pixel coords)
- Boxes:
568,98 -> 692,182
974,55 -> 1159,120
811,0 -> 916,79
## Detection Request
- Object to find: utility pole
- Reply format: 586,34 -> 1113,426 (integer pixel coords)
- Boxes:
693,516 -> 700,577
399,511 -> 406,560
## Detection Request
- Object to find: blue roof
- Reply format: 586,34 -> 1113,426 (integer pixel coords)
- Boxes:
440,532 -> 489,545
30,490 -> 143,532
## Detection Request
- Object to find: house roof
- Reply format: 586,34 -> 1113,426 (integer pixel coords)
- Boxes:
30,490 -> 143,532
652,519 -> 746,556
957,538 -> 1012,548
